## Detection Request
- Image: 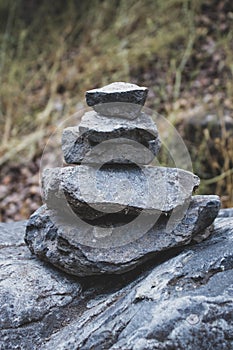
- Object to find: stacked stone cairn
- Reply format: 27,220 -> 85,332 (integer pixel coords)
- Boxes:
25,82 -> 221,276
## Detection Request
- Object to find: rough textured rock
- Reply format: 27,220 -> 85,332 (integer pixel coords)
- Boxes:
25,195 -> 220,276
85,82 -> 148,119
42,165 -> 200,220
0,221 -> 81,350
0,209 -> 232,349
42,214 -> 233,350
218,207 -> 233,217
62,111 -> 160,165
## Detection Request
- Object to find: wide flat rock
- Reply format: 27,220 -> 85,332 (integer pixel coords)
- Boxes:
25,195 -> 220,276
62,111 -> 160,165
85,82 -> 148,119
42,165 -> 200,220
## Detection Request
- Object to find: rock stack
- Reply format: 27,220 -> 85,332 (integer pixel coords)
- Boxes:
25,82 -> 221,276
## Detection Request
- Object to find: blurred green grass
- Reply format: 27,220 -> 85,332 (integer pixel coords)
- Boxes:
0,0 -> 232,208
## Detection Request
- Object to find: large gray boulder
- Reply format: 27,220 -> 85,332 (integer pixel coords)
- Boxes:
25,195 -> 220,276
42,165 -> 200,221
41,214 -> 233,350
0,210 -> 232,349
62,111 -> 160,165
85,82 -> 148,119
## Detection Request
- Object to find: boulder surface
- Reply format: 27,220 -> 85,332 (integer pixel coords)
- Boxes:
0,221 -> 81,350
0,210 -> 232,349
42,215 -> 233,350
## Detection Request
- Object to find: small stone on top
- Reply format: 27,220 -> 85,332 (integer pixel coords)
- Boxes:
85,82 -> 148,119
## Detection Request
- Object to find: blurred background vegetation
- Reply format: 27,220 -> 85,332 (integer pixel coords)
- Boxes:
0,0 -> 232,221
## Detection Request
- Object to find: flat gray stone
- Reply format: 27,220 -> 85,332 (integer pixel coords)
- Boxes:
62,111 -> 161,165
41,214 -> 233,350
25,195 -> 220,276
0,221 -> 81,350
42,165 -> 200,220
85,82 -> 148,119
